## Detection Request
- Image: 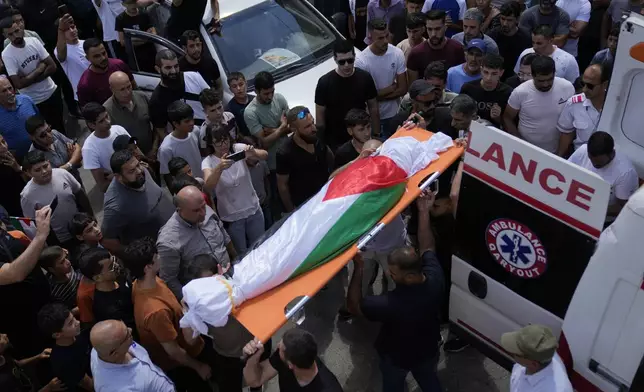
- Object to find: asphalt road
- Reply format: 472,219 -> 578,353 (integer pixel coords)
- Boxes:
68,118 -> 511,392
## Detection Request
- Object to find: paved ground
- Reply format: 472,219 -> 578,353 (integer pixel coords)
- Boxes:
67,118 -> 510,392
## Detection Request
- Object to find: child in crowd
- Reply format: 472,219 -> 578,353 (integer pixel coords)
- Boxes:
39,246 -> 82,315
198,88 -> 238,154
158,101 -> 204,187
333,109 -> 372,170
69,213 -> 103,265
243,136 -> 272,230
168,157 -> 214,208
226,72 -> 255,137
37,303 -> 93,391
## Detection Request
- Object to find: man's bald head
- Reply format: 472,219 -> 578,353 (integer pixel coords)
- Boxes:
176,185 -> 207,224
109,71 -> 133,103
363,139 -> 383,151
90,320 -> 130,360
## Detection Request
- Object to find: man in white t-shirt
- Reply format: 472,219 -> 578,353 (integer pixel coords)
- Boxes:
503,55 -> 575,153
81,102 -> 131,192
0,17 -> 66,135
501,324 -> 573,392
91,0 -> 125,57
158,101 -> 204,187
555,0 -> 591,57
54,14 -> 90,103
355,18 -> 407,138
514,25 -> 579,84
569,131 -> 639,221
20,150 -> 93,248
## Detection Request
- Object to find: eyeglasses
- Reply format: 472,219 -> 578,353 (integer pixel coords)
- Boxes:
337,58 -> 355,65
109,255 -> 120,273
580,80 -> 597,90
213,139 -> 229,147
296,108 -> 310,120
414,97 -> 438,108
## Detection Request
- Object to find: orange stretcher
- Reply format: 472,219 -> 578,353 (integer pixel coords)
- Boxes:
233,128 -> 464,343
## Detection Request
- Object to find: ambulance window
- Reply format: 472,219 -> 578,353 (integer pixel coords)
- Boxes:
621,71 -> 644,148
452,175 -> 597,319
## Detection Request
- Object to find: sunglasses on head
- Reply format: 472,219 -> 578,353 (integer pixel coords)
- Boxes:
337,58 -> 355,65
296,108 -> 310,120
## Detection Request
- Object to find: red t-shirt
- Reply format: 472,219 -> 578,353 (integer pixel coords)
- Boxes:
406,39 -> 465,78
77,59 -> 134,107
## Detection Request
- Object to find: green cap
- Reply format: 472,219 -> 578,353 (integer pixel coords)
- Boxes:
501,324 -> 557,363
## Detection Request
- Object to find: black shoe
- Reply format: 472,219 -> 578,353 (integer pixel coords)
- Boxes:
444,337 -> 469,353
338,307 -> 353,321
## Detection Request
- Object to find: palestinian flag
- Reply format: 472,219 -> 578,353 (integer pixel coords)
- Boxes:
180,133 -> 453,332
8,216 -> 37,239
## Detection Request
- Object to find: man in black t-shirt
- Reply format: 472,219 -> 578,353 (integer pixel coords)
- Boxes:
226,72 -> 255,137
346,190 -> 444,391
314,39 -> 379,152
243,328 -> 343,391
77,247 -> 136,336
333,109 -> 372,170
37,303 -> 93,391
276,106 -> 334,213
388,0 -> 425,45
179,30 -> 222,93
115,0 -> 157,72
166,0 -> 220,44
461,53 -> 513,127
488,1 -> 532,82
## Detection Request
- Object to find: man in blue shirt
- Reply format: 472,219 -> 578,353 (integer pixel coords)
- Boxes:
0,77 -> 39,160
446,38 -> 485,93
347,190 -> 445,392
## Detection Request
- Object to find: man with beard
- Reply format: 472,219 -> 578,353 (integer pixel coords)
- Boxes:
451,8 -> 499,54
101,149 -> 174,254
461,53 -> 513,127
557,63 -> 609,155
488,1 -> 532,81
157,185 -> 236,299
276,106 -> 334,212
149,49 -> 209,135
399,60 -> 457,113
514,25 -> 579,84
568,132 -> 638,222
20,151 -> 92,248
1,17 -> 66,136
179,30 -> 222,94
77,38 -> 136,108
504,55 -> 575,154
446,38 -> 485,93
392,79 -> 444,131
81,103 -> 131,193
315,39 -> 379,151
407,10 -> 465,82
519,0 -> 571,47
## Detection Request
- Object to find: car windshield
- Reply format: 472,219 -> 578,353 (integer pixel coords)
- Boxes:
209,0 -> 337,88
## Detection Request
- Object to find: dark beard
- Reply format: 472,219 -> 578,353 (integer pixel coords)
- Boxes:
125,174 -> 146,189
300,133 -> 317,144
161,72 -> 182,88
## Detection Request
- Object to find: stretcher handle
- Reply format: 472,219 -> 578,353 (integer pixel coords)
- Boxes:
418,171 -> 441,192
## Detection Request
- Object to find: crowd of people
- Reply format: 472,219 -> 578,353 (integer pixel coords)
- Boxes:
0,0 -> 640,391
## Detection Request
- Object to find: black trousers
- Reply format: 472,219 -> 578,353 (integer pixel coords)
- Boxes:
210,339 -> 273,392
37,87 -> 66,135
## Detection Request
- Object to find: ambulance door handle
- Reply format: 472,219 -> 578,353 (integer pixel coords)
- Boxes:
588,359 -> 629,391
468,271 -> 488,299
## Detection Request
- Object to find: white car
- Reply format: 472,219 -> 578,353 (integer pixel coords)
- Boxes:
123,0 -> 341,121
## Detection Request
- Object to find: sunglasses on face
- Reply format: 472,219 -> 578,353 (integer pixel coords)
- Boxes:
337,58 -> 355,65
580,80 -> 597,90
296,108 -> 310,120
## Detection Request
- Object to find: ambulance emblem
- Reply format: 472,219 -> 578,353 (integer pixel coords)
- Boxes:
485,218 -> 547,279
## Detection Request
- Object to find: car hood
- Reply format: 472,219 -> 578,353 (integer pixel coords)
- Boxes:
272,56 -> 336,120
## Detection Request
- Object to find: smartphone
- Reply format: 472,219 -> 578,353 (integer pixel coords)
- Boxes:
228,150 -> 246,162
410,111 -> 424,124
57,4 -> 69,16
50,195 -> 59,213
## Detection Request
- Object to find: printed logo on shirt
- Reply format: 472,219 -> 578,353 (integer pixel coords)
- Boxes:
558,98 -> 567,105
485,218 -> 548,279
63,182 -> 69,190
391,62 -> 396,69
20,54 -> 41,69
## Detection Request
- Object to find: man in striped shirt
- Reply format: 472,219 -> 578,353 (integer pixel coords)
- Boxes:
39,246 -> 81,315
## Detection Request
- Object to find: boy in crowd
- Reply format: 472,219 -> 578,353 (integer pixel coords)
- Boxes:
158,101 -> 204,187
333,109 -> 372,169
198,88 -> 238,153
226,72 -> 255,137
70,213 -> 104,262
39,246 -> 82,314
37,303 -> 93,392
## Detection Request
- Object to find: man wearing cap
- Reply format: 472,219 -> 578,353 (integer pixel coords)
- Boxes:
501,324 -> 573,392
392,79 -> 447,132
446,38 -> 485,93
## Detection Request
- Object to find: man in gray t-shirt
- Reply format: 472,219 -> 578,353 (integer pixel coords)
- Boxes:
102,150 -> 174,252
520,0 -> 571,45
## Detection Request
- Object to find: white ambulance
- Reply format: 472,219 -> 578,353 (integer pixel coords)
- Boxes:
450,11 -> 644,391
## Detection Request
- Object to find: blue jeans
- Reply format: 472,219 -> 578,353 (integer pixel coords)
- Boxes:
379,353 -> 442,392
226,208 -> 265,254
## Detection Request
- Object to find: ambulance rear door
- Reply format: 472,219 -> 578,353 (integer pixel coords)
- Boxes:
598,11 -> 644,177
449,123 -> 611,367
